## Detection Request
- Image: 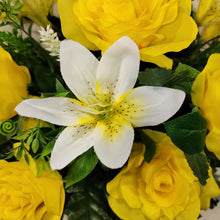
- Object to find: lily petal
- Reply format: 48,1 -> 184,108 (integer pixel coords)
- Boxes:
96,36 -> 140,102
15,97 -> 92,126
50,121 -> 97,170
94,115 -> 134,169
60,40 -> 99,103
121,86 -> 185,127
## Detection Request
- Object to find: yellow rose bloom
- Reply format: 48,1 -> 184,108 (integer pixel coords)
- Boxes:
0,46 -> 31,121
0,158 -> 65,220
58,0 -> 198,69
107,130 -> 220,220
195,0 -> 220,41
191,54 -> 220,159
21,0 -> 57,27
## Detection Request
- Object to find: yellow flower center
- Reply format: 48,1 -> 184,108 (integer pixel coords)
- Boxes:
85,91 -> 137,124
152,169 -> 174,193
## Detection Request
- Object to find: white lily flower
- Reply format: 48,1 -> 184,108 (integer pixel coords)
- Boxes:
15,36 -> 185,170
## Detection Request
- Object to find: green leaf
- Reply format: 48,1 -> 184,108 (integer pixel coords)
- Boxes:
16,148 -> 22,160
64,166 -> 120,220
174,63 -> 199,77
55,92 -> 70,97
13,132 -> 28,140
138,68 -> 172,86
185,153 -> 209,186
4,151 -> 15,160
31,139 -> 39,153
164,110 -> 207,154
66,148 -> 98,188
24,152 -> 30,165
45,122 -> 56,130
36,162 -> 43,177
138,129 -> 156,163
56,79 -> 68,93
41,139 -> 55,157
168,63 -> 199,94
38,130 -> 47,144
26,132 -> 34,146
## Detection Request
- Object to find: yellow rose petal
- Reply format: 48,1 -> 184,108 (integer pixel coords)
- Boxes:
58,0 -> 98,50
108,196 -> 146,220
200,166 -> 220,209
120,174 -> 142,208
206,127 -> 220,159
191,54 -> 220,159
0,46 -> 30,121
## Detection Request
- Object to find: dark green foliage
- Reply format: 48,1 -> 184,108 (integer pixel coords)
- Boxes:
66,148 -> 99,188
64,166 -> 120,220
164,110 -> 207,154
138,68 -> 172,87
190,40 -> 220,71
185,153 -> 209,186
0,31 -> 32,61
137,63 -> 199,94
167,63 -> 200,94
164,109 -> 209,186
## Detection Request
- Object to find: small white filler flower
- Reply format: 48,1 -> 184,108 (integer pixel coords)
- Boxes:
16,37 -> 185,170
39,25 -> 60,59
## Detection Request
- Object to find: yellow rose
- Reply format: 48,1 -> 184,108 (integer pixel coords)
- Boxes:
195,0 -> 220,41
191,54 -> 220,159
0,46 -> 31,121
21,0 -> 57,27
107,130 -> 220,220
58,0 -> 198,69
0,158 -> 65,220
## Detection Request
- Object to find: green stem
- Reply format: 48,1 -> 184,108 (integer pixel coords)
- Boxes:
18,116 -> 24,135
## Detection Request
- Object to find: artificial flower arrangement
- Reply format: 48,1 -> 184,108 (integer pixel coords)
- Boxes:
0,0 -> 220,219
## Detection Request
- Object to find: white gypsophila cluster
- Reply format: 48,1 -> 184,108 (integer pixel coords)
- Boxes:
39,25 -> 60,60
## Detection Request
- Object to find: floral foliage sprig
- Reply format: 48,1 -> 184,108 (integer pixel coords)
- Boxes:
1,1 -> 220,220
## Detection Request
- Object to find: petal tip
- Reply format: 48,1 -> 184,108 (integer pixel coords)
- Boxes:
115,36 -> 140,55
14,99 -> 29,116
